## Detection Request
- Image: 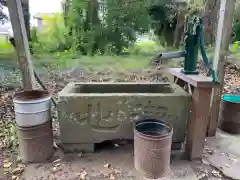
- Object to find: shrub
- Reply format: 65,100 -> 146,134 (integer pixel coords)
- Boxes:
31,13 -> 72,54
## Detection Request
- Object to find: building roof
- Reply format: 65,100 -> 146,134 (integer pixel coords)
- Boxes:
33,12 -> 55,20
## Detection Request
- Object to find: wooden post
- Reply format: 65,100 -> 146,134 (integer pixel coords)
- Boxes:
208,0 -> 235,136
169,68 -> 219,160
186,87 -> 213,159
7,0 -> 36,89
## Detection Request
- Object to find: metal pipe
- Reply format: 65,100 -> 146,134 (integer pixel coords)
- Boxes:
158,51 -> 185,60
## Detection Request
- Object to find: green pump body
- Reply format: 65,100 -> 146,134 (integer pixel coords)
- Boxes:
155,16 -> 217,82
182,16 -> 200,75
183,32 -> 199,74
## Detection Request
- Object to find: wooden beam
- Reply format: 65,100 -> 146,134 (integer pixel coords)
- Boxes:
186,87 -> 213,160
7,0 -> 36,89
208,0 -> 235,136
169,68 -> 219,88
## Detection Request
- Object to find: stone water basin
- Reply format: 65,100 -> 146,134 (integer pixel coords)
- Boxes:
57,82 -> 190,152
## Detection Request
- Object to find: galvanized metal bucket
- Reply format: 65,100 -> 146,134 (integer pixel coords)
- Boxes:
17,121 -> 54,163
219,94 -> 240,134
134,119 -> 173,179
13,90 -> 51,127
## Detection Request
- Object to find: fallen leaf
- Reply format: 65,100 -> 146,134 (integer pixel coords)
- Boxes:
3,162 -> 12,168
198,173 -> 206,179
16,156 -> 21,163
53,142 -> 58,149
229,158 -> 237,162
104,163 -> 111,168
17,163 -> 25,168
79,170 -> 87,180
12,175 -> 19,180
52,167 -> 57,173
201,154 -> 207,159
225,152 -> 230,157
224,164 -> 230,168
78,151 -> 84,157
53,159 -> 61,164
11,167 -> 24,175
109,174 -> 115,180
211,170 -> 222,177
205,148 -> 214,155
114,169 -> 121,174
54,163 -> 61,167
201,159 -> 210,165
219,152 -> 225,156
114,144 -> 119,147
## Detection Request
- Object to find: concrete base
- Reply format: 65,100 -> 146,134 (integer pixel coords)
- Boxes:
205,129 -> 240,179
57,82 -> 190,151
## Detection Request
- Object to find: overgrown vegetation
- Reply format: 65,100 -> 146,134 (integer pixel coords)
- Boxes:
2,0 -> 240,59
31,0 -> 151,56
28,0 -> 190,56
28,0 -> 231,57
0,0 -> 7,23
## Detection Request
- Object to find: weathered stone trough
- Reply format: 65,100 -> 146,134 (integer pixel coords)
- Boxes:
57,82 -> 190,152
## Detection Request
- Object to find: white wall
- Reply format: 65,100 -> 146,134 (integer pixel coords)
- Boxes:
2,0 -> 62,26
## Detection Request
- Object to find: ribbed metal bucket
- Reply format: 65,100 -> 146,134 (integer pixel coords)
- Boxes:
219,94 -> 240,134
134,119 -> 173,179
13,90 -> 51,127
17,121 -> 54,163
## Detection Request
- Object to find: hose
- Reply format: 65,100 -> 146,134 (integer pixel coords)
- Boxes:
198,24 -> 218,82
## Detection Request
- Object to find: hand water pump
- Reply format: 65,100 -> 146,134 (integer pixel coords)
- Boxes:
155,15 -> 217,82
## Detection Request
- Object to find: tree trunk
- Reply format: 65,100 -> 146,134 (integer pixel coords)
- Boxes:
85,0 -> 100,30
202,0 -> 220,45
85,0 -> 100,54
174,10 -> 185,48
62,0 -> 71,27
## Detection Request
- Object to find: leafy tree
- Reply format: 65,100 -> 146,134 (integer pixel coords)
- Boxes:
0,0 -> 8,24
148,2 -> 179,47
103,0 -> 149,54
42,0 -> 223,55
63,0 -> 150,55
0,0 -> 30,41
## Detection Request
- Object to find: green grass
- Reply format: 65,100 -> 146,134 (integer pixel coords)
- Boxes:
0,35 -> 15,60
32,40 -> 167,72
0,39 -> 182,72
126,40 -> 167,56
34,54 -> 152,72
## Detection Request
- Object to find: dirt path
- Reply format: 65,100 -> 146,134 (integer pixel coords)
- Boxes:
21,144 -> 199,180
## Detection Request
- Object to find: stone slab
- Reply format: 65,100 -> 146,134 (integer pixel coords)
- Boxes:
205,129 -> 240,180
57,82 -> 191,151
